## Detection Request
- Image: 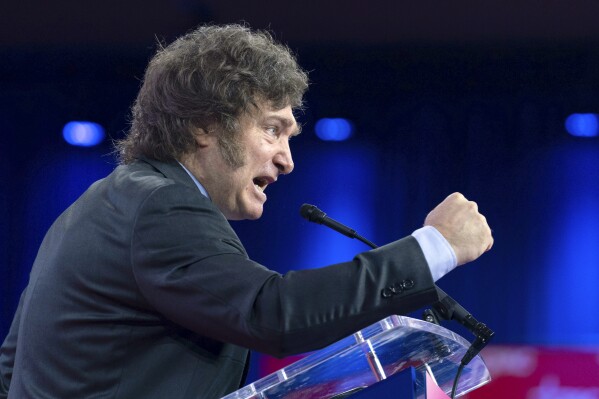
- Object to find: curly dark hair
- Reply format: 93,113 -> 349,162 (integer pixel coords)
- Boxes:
116,24 -> 309,165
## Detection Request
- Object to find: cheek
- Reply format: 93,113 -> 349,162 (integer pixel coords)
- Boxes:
232,170 -> 252,192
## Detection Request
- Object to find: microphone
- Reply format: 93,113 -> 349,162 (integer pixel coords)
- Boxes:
300,204 -> 378,248
300,204 -> 357,238
433,287 -> 486,331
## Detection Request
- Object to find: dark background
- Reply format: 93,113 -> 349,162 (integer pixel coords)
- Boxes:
2,0 -> 599,384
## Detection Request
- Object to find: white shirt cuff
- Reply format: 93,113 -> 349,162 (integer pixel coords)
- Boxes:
412,226 -> 457,282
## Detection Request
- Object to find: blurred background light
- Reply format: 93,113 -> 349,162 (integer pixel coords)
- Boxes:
314,118 -> 353,141
565,113 -> 599,137
63,121 -> 105,147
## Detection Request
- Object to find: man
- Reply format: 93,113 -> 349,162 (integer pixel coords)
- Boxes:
0,25 -> 493,398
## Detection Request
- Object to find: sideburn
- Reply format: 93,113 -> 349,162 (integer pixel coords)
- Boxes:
217,134 -> 246,169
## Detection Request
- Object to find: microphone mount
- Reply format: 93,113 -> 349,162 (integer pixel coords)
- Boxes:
428,287 -> 495,366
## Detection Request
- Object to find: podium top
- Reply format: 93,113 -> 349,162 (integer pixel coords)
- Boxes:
222,315 -> 491,399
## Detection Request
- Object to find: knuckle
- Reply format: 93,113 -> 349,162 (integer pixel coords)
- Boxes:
449,192 -> 464,201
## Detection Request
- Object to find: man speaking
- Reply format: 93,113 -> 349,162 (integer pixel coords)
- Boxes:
0,24 -> 493,398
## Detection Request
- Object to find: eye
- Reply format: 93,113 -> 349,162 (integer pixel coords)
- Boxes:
265,126 -> 279,137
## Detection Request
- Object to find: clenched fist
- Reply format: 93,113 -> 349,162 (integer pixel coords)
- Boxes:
425,192 -> 493,266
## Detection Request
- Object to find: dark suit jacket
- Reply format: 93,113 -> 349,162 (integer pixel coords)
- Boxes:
0,158 -> 438,398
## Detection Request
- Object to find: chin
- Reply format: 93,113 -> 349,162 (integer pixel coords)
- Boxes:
245,209 -> 264,220
227,206 -> 264,221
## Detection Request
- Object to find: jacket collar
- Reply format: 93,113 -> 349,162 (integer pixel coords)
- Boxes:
138,157 -> 199,193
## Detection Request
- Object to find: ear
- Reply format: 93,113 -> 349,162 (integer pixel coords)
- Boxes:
193,128 -> 216,148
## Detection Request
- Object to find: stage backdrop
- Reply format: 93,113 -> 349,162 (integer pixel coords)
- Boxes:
2,39 -> 599,398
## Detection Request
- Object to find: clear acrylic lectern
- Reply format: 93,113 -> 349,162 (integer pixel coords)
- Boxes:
222,315 -> 491,399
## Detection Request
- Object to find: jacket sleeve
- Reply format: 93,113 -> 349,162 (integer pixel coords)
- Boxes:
0,289 -> 26,398
131,183 -> 439,357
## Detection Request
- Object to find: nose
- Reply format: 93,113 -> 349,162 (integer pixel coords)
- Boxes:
273,140 -> 294,175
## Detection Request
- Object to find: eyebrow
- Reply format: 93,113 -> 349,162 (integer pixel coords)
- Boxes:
264,115 -> 301,136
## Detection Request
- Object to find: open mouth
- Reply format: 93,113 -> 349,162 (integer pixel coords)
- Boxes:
253,177 -> 270,193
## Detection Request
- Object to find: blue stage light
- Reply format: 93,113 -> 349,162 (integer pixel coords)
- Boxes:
315,118 -> 353,141
565,113 -> 599,137
63,121 -> 105,147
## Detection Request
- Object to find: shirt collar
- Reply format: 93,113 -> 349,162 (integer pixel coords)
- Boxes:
177,161 -> 211,199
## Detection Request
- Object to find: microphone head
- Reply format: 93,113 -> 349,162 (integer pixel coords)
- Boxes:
299,204 -> 326,223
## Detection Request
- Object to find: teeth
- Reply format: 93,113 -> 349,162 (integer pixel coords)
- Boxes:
255,184 -> 265,192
